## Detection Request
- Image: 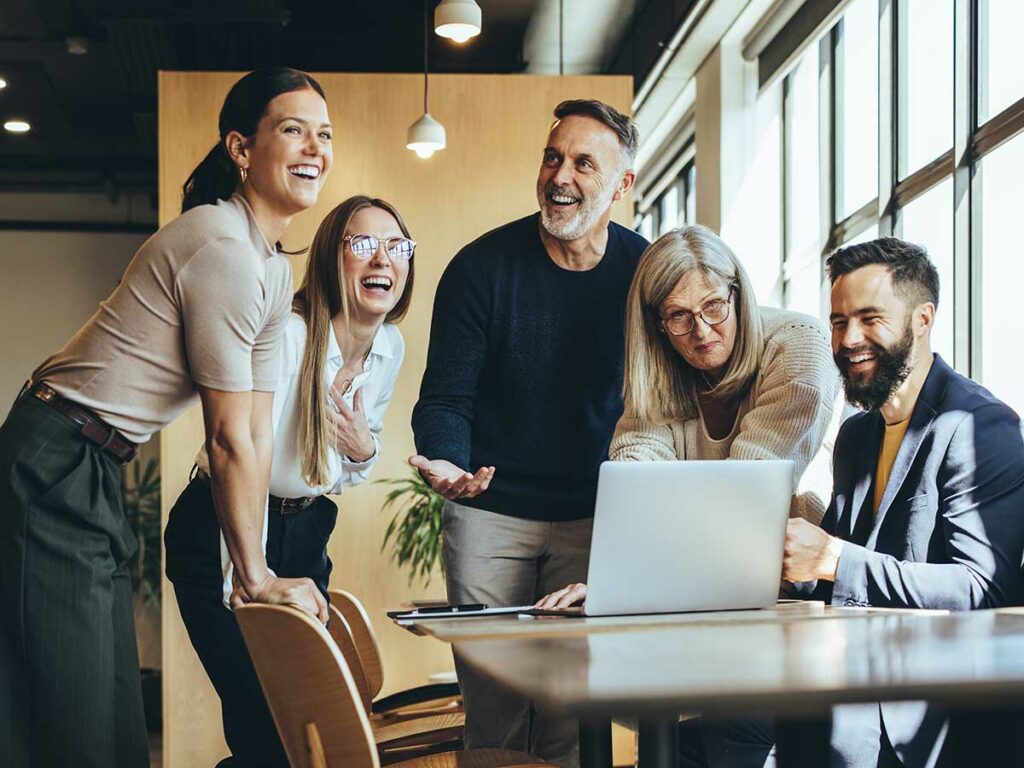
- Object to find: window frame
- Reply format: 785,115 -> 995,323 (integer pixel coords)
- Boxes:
773,0 -> 1024,375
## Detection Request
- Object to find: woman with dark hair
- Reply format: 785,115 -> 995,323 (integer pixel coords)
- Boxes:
165,195 -> 416,766
0,67 -> 331,767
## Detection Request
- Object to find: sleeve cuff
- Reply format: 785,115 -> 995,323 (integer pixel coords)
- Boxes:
831,541 -> 871,607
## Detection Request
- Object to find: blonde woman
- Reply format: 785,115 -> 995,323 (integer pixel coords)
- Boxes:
538,223 -> 840,610
165,195 -> 414,767
536,224 -> 840,767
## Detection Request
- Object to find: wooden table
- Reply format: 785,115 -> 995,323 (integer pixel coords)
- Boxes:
396,606 -> 1024,767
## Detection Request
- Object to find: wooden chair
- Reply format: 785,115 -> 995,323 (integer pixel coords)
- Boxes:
329,590 -> 462,721
236,603 -> 548,768
325,604 -> 464,757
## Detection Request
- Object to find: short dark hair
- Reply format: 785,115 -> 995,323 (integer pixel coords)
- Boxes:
553,99 -> 639,166
826,237 -> 939,309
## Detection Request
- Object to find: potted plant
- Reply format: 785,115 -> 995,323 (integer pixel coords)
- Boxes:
379,470 -> 445,587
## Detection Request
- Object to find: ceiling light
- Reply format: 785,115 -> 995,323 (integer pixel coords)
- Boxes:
66,36 -> 89,55
4,120 -> 30,134
435,0 -> 481,44
407,113 -> 446,159
408,1 -> 447,159
0,78 -> 6,90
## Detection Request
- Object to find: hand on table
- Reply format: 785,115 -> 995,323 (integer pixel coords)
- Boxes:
782,518 -> 844,583
328,383 -> 375,463
534,583 -> 588,611
408,455 -> 495,500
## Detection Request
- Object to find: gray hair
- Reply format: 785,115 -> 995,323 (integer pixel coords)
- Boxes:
622,225 -> 764,423
553,99 -> 639,167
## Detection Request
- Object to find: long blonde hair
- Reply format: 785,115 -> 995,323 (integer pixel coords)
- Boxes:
623,225 -> 763,424
292,196 -> 414,487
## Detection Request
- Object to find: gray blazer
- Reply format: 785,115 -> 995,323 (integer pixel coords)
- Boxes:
794,354 -> 1024,767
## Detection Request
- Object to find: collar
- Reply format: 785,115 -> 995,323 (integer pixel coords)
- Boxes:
915,353 -> 951,414
328,322 -> 394,364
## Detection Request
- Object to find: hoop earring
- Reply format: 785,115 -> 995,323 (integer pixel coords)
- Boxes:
240,167 -> 248,184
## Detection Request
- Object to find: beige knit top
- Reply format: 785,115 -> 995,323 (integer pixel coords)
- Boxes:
609,306 -> 842,524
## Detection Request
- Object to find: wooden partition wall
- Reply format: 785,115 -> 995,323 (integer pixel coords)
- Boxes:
158,71 -> 633,766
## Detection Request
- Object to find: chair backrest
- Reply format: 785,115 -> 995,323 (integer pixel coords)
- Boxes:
329,590 -> 385,698
236,603 -> 379,768
327,604 -> 373,711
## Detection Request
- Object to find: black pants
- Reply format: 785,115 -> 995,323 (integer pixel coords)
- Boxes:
0,395 -> 148,767
165,477 -> 337,768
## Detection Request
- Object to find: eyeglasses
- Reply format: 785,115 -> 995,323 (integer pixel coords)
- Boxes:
344,234 -> 416,261
660,286 -> 736,336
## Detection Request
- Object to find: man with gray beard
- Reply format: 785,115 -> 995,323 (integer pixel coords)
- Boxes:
410,99 -> 647,767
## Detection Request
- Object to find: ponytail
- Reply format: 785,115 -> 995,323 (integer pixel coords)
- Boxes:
181,142 -> 239,213
178,67 -> 327,214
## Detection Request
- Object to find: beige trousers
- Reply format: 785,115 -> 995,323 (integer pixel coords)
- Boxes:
442,500 -> 593,768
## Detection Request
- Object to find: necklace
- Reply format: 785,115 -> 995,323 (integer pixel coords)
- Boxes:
698,370 -> 715,393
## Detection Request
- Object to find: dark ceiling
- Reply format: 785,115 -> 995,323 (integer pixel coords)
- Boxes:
0,0 -> 540,195
0,0 -> 695,198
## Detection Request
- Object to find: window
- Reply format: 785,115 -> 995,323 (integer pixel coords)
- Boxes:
836,0 -> 879,219
978,134 -> 1024,415
635,152 -> 697,240
900,177 -> 954,359
782,48 -> 823,315
901,0 -> 954,177
752,0 -> 1024,388
978,0 -> 1024,123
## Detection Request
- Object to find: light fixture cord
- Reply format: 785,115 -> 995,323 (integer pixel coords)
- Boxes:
559,0 -> 564,76
423,0 -> 430,113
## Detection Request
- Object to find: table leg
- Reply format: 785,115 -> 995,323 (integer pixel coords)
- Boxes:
637,717 -> 679,768
774,716 -> 830,768
579,718 -> 612,768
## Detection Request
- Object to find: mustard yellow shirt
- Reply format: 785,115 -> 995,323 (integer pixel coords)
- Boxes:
874,417 -> 912,513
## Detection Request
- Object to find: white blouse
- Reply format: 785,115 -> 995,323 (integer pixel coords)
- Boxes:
196,312 -> 405,604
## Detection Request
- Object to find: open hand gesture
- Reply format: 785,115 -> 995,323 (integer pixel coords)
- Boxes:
408,455 -> 495,500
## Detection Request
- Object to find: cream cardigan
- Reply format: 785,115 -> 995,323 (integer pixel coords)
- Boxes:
610,306 -> 842,524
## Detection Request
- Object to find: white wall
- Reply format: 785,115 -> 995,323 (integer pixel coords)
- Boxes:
0,228 -> 150,408
0,191 -> 154,408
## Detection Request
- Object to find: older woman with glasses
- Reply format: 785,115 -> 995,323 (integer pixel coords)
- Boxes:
538,223 -> 840,609
165,194 -> 415,767
536,224 -> 840,768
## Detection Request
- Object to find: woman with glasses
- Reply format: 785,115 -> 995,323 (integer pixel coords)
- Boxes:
536,225 -> 839,768
538,224 -> 839,605
164,195 -> 415,767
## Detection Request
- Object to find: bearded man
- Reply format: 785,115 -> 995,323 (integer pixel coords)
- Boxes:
782,238 -> 1024,767
410,99 -> 647,767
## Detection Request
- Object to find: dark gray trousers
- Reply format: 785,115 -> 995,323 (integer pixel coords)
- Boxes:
0,395 -> 148,767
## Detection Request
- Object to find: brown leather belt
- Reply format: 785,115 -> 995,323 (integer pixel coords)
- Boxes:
193,466 -> 317,516
28,382 -> 138,464
267,494 -> 317,516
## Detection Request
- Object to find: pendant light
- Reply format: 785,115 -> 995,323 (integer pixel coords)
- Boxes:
407,0 -> 446,159
434,0 -> 482,44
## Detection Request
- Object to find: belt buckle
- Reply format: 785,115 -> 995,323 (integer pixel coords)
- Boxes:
34,385 -> 57,404
281,496 -> 314,515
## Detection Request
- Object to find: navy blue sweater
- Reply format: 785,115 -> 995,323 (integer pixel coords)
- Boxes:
412,213 -> 649,521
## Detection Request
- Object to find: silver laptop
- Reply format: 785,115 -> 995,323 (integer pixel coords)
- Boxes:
581,460 -> 793,616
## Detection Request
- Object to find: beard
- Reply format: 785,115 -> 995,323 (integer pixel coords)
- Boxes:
835,319 -> 916,412
537,180 -> 616,241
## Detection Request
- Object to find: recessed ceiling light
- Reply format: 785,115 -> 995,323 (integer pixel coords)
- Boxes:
0,78 -> 7,90
4,120 -> 31,133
